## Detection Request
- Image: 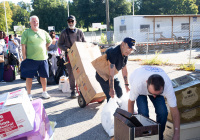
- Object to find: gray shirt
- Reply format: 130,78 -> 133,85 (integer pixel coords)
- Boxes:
8,40 -> 19,54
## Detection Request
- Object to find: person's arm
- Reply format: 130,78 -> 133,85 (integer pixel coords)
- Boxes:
12,40 -> 19,47
170,106 -> 180,140
80,30 -> 86,42
108,60 -> 115,98
22,44 -> 26,60
128,99 -> 135,114
46,43 -> 51,50
122,65 -> 130,92
58,32 -> 68,52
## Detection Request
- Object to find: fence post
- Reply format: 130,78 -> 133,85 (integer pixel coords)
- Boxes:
189,25 -> 193,64
146,31 -> 149,59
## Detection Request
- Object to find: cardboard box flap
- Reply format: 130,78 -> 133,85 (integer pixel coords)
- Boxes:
115,108 -> 143,127
4,88 -> 26,106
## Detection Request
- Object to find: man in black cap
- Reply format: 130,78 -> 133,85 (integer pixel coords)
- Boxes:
95,37 -> 136,102
58,15 -> 86,98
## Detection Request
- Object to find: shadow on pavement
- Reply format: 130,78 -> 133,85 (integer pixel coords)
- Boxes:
53,103 -> 102,128
68,124 -> 110,140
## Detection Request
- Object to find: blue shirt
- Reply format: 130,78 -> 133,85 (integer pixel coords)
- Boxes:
106,45 -> 128,71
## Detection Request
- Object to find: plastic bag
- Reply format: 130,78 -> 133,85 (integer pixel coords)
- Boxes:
101,97 -> 119,137
119,92 -> 129,111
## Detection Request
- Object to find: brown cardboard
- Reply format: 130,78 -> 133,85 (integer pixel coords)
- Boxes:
92,54 -> 118,81
171,75 -> 200,113
68,42 -> 106,104
164,121 -> 200,140
175,83 -> 200,112
168,106 -> 200,124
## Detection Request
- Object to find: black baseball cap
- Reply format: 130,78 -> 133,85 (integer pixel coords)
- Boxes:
123,37 -> 136,50
67,15 -> 76,21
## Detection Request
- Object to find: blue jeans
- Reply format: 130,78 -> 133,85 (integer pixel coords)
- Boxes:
96,72 -> 122,102
136,95 -> 168,140
0,62 -> 4,81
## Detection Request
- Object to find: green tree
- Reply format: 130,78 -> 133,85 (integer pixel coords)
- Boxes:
10,2 -> 30,30
0,1 -> 13,31
73,0 -> 131,31
135,0 -> 198,15
31,0 -> 68,32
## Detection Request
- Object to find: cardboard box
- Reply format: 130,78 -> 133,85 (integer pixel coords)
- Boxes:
164,121 -> 200,140
68,42 -> 106,104
171,75 -> 200,112
168,106 -> 200,124
0,88 -> 35,139
114,108 -> 160,140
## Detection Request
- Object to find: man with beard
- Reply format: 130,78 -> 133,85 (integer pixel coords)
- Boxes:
58,15 -> 86,98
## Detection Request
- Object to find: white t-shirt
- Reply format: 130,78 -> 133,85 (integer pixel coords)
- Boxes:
129,66 -> 177,107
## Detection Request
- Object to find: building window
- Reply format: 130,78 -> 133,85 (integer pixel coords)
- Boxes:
157,24 -> 160,28
181,23 -> 189,30
140,25 -> 150,32
120,25 -> 126,33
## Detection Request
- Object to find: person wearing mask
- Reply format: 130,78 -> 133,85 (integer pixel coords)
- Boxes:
14,33 -> 22,62
48,30 -> 59,75
58,15 -> 86,98
95,37 -> 136,102
128,66 -> 180,140
0,31 -> 7,82
8,34 -> 20,59
21,15 -> 52,101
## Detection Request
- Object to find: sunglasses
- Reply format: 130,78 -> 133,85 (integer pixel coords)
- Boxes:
68,20 -> 74,23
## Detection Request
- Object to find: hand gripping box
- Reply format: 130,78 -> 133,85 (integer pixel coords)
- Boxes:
164,121 -> 200,140
171,75 -> 200,113
0,88 -> 35,139
114,108 -> 160,140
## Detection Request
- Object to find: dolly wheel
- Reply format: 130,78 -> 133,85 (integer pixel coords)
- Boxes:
78,94 -> 86,108
98,99 -> 105,104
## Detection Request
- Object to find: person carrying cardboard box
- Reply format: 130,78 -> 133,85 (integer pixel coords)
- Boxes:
128,66 -> 180,140
58,15 -> 86,98
95,37 -> 136,102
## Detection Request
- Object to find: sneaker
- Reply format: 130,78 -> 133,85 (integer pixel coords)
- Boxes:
28,94 -> 33,101
71,91 -> 76,99
42,91 -> 51,99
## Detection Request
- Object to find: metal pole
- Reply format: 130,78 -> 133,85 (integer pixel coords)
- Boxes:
4,0 -> 8,34
133,0 -> 134,15
189,25 -> 193,64
146,31 -> 149,59
67,0 -> 69,17
106,0 -> 110,31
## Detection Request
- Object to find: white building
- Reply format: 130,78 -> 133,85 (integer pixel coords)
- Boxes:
114,15 -> 200,43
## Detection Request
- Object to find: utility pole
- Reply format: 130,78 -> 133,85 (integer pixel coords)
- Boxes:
133,0 -> 134,15
4,0 -> 8,34
106,0 -> 110,31
67,0 -> 69,16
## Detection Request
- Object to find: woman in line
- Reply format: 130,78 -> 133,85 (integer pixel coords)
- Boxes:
0,31 -> 7,82
48,30 -> 59,75
8,34 -> 20,60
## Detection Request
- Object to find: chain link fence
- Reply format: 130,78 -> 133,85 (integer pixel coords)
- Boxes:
83,24 -> 200,65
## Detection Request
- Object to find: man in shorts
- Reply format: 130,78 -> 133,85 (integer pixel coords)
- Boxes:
21,15 -> 52,101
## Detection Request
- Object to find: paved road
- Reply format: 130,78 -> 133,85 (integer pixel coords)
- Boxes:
0,59 -> 199,140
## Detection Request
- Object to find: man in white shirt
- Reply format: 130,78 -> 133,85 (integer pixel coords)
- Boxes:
128,66 -> 180,140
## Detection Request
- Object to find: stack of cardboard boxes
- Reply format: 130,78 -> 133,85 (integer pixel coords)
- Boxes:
164,75 -> 200,140
68,42 -> 106,105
